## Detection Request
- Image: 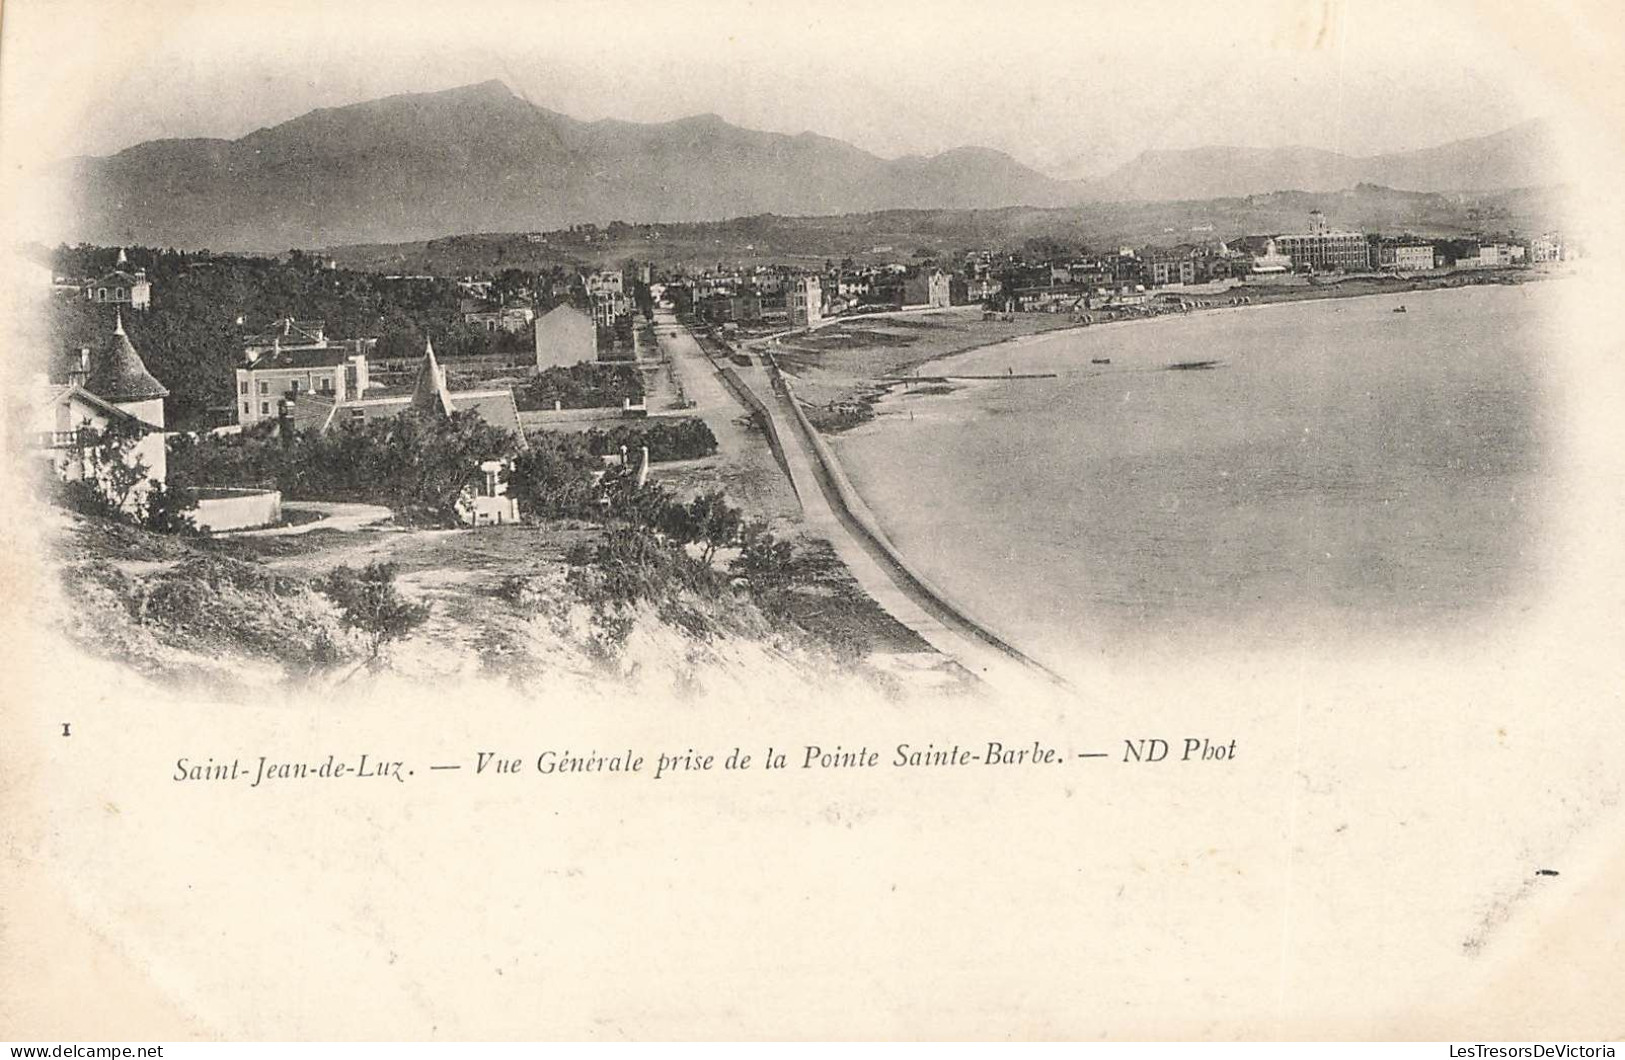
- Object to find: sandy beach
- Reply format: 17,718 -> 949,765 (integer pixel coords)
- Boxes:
765,266 -> 1558,433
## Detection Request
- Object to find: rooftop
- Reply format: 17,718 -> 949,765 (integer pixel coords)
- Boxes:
244,318 -> 327,347
244,347 -> 354,371
87,268 -> 147,285
33,382 -> 160,433
86,315 -> 168,402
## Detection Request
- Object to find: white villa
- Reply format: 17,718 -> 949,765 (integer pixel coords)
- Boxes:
28,314 -> 168,507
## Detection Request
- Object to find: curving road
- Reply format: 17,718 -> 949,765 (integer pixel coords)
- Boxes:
659,312 -> 1060,697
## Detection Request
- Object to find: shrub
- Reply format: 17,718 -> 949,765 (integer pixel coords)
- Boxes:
583,418 -> 718,463
507,433 -> 604,520
140,482 -> 199,535
565,527 -> 723,609
729,521 -> 800,594
659,490 -> 743,563
319,562 -> 430,663
169,410 -> 518,523
515,363 -> 643,411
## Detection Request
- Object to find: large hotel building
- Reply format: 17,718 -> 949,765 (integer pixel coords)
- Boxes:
1273,211 -> 1371,272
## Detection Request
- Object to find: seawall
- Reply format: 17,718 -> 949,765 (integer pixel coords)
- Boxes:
689,332 -> 798,503
765,360 -> 1064,687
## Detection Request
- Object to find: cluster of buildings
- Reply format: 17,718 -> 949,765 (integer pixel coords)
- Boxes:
665,210 -> 1574,325
1205,211 -> 1562,278
454,266 -> 640,356
232,315 -> 549,437
583,267 -> 636,345
234,319 -> 375,425
239,262 -> 650,436
676,263 -> 960,327
32,250 -> 646,531
663,212 -> 1567,327
27,303 -> 533,529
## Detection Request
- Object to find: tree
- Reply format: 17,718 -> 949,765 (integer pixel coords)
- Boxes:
67,420 -> 151,517
319,562 -> 430,668
140,481 -> 198,535
372,410 -> 518,519
506,433 -> 601,519
729,521 -> 799,593
599,466 -> 671,527
669,490 -> 743,565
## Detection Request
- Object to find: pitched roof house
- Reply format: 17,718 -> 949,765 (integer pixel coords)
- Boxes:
533,304 -> 597,371
26,314 -> 169,504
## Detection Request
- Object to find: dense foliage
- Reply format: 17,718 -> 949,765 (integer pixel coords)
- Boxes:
559,517 -> 863,663
514,362 -> 643,411
49,245 -> 576,430
168,410 -> 518,522
582,418 -> 717,463
49,422 -> 198,535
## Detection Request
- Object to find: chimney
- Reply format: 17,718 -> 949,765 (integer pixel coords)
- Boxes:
68,347 -> 91,386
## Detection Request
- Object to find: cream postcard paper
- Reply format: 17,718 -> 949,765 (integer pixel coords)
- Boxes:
3,0 -> 1625,1041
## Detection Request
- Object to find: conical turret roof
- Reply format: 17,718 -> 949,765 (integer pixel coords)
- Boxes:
409,336 -> 456,418
87,313 -> 168,402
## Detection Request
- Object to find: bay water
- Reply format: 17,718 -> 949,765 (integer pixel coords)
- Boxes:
828,283 -> 1554,672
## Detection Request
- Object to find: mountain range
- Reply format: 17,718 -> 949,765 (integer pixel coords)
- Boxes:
1084,120 -> 1558,202
61,80 -> 1556,250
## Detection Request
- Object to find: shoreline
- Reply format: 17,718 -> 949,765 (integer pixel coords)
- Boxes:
675,315 -> 1063,692
656,272 -> 1558,687
797,267 -> 1560,428
773,368 -> 1068,691
770,271 -> 1557,674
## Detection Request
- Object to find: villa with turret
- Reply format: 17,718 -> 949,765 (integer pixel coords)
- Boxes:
27,313 -> 168,507
83,248 -> 152,312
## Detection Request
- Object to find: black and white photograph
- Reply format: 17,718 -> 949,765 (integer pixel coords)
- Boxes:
3,0 -> 1624,1044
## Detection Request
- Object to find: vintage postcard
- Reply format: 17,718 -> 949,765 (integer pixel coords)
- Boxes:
2,0 -> 1624,1042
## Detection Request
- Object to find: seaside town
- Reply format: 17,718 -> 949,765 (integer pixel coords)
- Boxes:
20,197 -> 1571,697
672,213 -> 1564,326
14,0 -> 1625,1042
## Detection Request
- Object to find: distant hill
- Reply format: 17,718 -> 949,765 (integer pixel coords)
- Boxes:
323,184 -> 1569,276
60,82 -> 1559,249
1084,120 -> 1557,202
61,80 -> 1078,251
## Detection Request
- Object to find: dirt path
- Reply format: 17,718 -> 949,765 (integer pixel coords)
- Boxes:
648,311 -> 801,520
234,501 -> 394,537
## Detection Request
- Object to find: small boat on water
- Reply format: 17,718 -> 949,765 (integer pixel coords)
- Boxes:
1393,305 -> 1408,313
1168,360 -> 1219,371
1091,358 -> 1111,365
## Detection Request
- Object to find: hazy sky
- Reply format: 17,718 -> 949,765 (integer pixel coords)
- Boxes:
0,0 -> 1569,179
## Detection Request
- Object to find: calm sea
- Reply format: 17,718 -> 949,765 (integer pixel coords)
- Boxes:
828,283 -> 1555,671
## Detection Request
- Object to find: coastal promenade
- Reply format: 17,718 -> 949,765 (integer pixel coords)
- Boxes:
654,310 -> 1062,697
